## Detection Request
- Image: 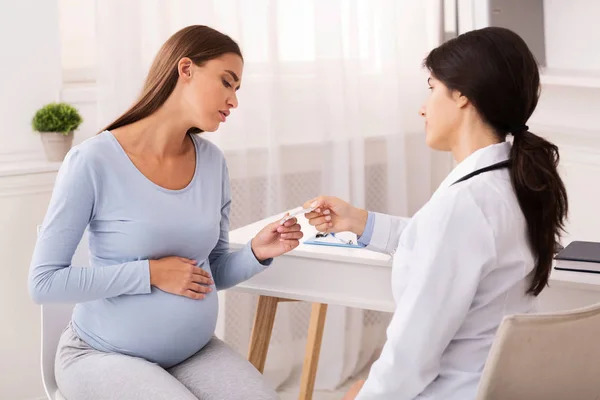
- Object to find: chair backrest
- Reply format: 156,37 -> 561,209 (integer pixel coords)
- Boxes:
38,226 -> 89,399
476,301 -> 600,400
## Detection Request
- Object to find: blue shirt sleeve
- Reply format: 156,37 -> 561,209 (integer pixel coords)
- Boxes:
357,211 -> 375,247
29,148 -> 151,304
208,162 -> 272,290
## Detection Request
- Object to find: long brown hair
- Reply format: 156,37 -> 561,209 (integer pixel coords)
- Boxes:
101,25 -> 242,135
424,27 -> 568,296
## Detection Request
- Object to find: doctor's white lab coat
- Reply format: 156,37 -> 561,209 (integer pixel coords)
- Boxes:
357,141 -> 537,400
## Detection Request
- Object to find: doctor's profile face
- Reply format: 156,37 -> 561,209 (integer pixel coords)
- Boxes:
419,76 -> 464,151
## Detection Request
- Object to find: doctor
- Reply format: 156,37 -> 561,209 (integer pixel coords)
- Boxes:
304,27 -> 568,399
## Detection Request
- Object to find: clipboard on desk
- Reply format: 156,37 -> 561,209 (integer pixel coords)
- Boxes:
303,232 -> 363,249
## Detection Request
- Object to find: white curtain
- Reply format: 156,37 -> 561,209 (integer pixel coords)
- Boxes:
95,0 -> 439,392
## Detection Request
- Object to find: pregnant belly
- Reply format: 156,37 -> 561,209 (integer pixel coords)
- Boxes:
73,288 -> 219,368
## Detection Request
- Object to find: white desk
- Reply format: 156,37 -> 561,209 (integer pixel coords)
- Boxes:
229,209 -> 395,312
228,209 -> 393,400
228,209 -> 600,399
229,209 -> 600,306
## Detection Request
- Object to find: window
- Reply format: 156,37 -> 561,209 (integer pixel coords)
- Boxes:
234,0 -> 375,65
58,0 -> 378,84
57,0 -> 399,151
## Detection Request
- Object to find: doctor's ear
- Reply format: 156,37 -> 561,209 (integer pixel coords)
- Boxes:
453,90 -> 470,109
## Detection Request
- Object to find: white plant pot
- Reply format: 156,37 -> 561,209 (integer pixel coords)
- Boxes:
40,132 -> 74,162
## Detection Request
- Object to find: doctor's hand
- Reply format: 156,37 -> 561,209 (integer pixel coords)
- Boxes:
303,196 -> 368,236
251,215 -> 303,262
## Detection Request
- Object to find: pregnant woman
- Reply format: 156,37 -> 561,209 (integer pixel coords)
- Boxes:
29,25 -> 301,400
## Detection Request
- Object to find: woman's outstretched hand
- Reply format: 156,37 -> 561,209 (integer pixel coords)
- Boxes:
251,215 -> 303,261
303,196 -> 368,236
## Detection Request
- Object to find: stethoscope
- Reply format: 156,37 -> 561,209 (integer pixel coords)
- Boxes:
451,160 -> 510,186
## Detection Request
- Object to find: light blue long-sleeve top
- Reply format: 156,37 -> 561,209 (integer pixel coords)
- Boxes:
29,131 -> 271,368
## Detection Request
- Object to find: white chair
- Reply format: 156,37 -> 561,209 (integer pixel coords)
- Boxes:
41,303 -> 74,400
38,226 -> 89,400
476,301 -> 600,399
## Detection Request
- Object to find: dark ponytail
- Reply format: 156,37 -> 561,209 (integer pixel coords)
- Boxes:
425,27 -> 568,296
510,129 -> 568,295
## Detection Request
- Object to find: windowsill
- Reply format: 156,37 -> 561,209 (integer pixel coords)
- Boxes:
0,160 -> 62,178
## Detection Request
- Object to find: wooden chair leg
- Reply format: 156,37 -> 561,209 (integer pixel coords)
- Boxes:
247,295 -> 279,373
299,303 -> 328,400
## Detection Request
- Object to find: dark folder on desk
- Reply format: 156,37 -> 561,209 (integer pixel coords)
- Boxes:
554,241 -> 600,274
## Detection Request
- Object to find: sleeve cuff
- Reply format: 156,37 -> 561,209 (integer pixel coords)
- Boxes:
246,241 -> 273,267
367,212 -> 394,254
357,211 -> 376,246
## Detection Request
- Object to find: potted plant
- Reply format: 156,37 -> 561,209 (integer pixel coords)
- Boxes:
32,102 -> 83,162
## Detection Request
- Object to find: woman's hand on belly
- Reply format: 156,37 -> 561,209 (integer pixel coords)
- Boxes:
149,256 -> 214,300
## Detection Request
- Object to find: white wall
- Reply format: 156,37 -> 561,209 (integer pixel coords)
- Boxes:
544,0 -> 600,72
0,1 -> 62,165
529,0 -> 600,243
0,1 -> 62,399
0,174 -> 56,400
523,0 -> 600,308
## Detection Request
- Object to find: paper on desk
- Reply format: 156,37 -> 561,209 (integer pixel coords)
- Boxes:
303,231 -> 362,248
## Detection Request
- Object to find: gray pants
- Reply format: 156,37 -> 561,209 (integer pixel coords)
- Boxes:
55,324 -> 279,400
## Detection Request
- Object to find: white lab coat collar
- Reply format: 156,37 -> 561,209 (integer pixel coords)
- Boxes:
435,141 -> 512,195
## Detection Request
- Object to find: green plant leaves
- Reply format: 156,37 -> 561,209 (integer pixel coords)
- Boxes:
31,102 -> 83,135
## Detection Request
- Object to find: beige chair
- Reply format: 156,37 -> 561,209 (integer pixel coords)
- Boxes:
476,302 -> 600,400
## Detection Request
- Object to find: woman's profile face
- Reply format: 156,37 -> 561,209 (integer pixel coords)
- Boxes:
179,53 -> 243,133
419,76 -> 463,152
